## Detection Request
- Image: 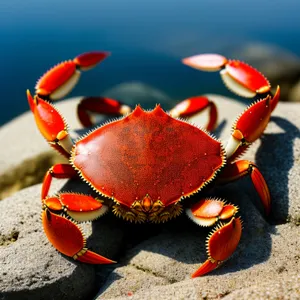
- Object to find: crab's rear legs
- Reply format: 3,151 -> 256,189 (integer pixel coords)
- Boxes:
217,160 -> 271,215
42,163 -> 115,264
186,198 -> 242,277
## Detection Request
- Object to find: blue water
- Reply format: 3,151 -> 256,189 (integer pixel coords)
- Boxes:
1,0 -> 300,125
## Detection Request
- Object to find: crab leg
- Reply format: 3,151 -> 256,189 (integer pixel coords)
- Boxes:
169,96 -> 218,131
42,193 -> 114,264
35,51 -> 110,101
217,160 -> 271,215
41,163 -> 78,200
27,91 -> 73,158
186,198 -> 242,277
77,96 -> 132,127
225,86 -> 280,160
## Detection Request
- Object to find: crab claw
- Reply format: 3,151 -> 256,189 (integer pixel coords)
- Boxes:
182,53 -> 271,98
35,51 -> 109,100
27,90 -> 73,157
192,217 -> 242,277
42,209 -> 115,264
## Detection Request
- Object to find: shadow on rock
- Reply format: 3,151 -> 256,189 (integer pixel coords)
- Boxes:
255,116 -> 299,224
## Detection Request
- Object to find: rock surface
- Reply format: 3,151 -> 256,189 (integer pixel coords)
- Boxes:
0,98 -> 82,200
0,95 -> 299,299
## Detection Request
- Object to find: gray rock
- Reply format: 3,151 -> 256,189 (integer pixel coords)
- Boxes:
1,95 -> 299,300
0,97 -> 83,200
0,181 -> 124,300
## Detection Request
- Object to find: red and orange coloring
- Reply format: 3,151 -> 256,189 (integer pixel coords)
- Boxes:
27,51 -> 280,277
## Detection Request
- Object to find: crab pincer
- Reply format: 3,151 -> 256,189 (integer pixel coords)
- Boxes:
35,52 -> 110,100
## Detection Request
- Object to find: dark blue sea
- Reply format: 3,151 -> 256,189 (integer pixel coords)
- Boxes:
1,0 -> 300,126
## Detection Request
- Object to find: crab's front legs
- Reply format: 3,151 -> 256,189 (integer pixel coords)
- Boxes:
169,96 -> 217,131
27,91 -> 73,158
186,198 -> 242,277
42,163 -> 115,264
77,96 -> 132,127
225,86 -> 280,160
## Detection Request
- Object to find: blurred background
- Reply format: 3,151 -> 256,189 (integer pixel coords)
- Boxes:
1,0 -> 300,126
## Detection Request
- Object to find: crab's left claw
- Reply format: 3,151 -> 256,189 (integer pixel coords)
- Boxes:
182,53 -> 273,100
42,194 -> 115,264
35,51 -> 109,101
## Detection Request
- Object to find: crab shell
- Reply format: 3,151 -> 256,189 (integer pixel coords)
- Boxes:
70,105 -> 226,222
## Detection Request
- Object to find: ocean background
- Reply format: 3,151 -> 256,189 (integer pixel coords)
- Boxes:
1,0 -> 300,126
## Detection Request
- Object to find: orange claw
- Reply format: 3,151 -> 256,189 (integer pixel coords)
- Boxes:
192,217 -> 242,277
73,51 -> 110,70
222,60 -> 270,97
183,53 -> 271,98
35,51 -> 109,100
182,54 -> 228,71
42,210 -> 115,264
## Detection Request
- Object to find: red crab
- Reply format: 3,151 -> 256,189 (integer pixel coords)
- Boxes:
27,51 -> 280,277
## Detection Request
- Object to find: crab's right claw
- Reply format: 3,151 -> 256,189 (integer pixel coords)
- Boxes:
183,53 -> 272,99
42,209 -> 115,264
27,90 -> 73,157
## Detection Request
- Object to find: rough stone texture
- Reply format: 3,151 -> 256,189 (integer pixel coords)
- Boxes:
0,180 -> 124,300
0,95 -> 299,300
0,98 -> 82,200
